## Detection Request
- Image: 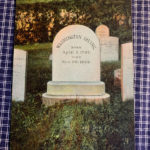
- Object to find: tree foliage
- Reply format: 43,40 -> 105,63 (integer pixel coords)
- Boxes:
15,0 -> 132,44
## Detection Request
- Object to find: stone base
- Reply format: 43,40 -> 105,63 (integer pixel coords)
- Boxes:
42,93 -> 110,106
47,81 -> 105,95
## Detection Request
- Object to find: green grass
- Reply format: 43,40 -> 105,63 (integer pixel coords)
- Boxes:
15,42 -> 52,66
15,42 -> 52,51
11,42 -> 134,150
11,101 -> 134,150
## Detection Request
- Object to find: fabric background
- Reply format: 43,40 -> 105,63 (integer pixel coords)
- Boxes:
0,0 -> 15,149
132,0 -> 150,150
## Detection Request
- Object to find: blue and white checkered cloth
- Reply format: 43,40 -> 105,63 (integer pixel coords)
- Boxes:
0,0 -> 15,149
132,0 -> 150,150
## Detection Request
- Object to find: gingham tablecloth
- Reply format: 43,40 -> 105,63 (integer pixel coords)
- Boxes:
0,0 -> 15,149
132,0 -> 150,150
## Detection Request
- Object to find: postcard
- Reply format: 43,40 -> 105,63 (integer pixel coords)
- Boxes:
11,0 -> 134,149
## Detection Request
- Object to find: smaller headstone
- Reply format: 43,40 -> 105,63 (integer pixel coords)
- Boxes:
114,69 -> 121,87
95,25 -> 119,62
95,25 -> 110,38
121,42 -> 134,101
100,37 -> 119,62
12,49 -> 27,101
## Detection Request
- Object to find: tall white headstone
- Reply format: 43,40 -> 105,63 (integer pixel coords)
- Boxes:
121,42 -> 134,101
12,49 -> 27,101
53,25 -> 100,81
43,25 -> 110,106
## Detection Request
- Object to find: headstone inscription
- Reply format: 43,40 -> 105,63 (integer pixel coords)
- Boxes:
42,25 -> 110,106
12,49 -> 27,101
95,25 -> 119,62
121,42 -> 134,101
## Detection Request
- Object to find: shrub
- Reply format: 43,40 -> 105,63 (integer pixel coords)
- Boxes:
15,1 -> 132,44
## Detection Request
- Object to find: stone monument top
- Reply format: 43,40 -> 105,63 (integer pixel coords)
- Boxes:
95,24 -> 119,62
95,25 -> 110,38
53,25 -> 100,82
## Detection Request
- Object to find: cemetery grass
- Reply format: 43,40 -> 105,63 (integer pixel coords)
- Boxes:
11,43 -> 134,150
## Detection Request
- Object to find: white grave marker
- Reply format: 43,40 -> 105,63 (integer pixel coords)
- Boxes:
53,25 -> 100,81
43,25 -> 110,106
95,25 -> 119,62
100,37 -> 119,62
95,25 -> 110,38
121,42 -> 134,101
12,49 -> 27,101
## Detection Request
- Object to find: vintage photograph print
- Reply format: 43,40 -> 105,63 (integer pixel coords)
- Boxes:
11,0 -> 134,149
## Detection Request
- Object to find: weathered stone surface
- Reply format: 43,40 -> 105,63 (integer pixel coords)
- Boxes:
95,25 -> 119,62
43,25 -> 110,105
12,49 -> 27,101
121,42 -> 134,101
47,81 -> 105,95
53,25 -> 100,81
42,93 -> 110,106
95,25 -> 110,38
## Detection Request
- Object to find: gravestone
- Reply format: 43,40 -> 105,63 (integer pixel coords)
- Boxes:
121,42 -> 134,101
100,37 -> 119,62
95,25 -> 119,62
43,25 -> 110,106
12,49 -> 27,101
95,25 -> 110,38
114,68 -> 121,87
